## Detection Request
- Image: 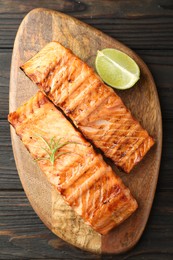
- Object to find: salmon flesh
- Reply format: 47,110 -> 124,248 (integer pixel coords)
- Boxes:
21,42 -> 154,173
8,91 -> 137,235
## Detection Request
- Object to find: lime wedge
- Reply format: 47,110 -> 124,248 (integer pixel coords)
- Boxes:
95,48 -> 140,90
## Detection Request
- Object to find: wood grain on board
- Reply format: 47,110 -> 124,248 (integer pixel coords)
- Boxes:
1,0 -> 173,50
9,8 -> 162,254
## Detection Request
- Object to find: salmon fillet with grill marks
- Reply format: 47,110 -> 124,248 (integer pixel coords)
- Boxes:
8,91 -> 137,235
21,42 -> 154,173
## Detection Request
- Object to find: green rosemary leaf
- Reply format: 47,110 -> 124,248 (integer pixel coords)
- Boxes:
55,138 -> 62,146
55,151 -> 71,159
35,133 -> 51,149
49,148 -> 58,165
57,141 -> 78,150
49,154 -> 55,165
34,157 -> 50,162
34,134 -> 78,165
41,146 -> 51,156
50,136 -> 55,150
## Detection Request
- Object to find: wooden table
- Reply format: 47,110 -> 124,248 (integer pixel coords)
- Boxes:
0,0 -> 173,259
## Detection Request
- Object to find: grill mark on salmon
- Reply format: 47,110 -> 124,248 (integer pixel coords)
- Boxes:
120,136 -> 154,172
79,118 -> 135,147
62,77 -> 100,112
63,160 -> 103,200
21,42 -> 154,173
8,91 -> 137,235
65,84 -> 112,123
60,156 -> 98,190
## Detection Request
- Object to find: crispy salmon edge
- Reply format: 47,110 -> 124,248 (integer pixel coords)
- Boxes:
19,41 -> 155,174
8,91 -> 138,235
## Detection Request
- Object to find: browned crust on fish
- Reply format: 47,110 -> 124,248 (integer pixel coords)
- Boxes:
21,42 -> 154,173
8,91 -> 138,235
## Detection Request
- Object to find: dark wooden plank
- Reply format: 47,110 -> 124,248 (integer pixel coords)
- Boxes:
1,0 -> 173,17
0,51 -> 11,119
0,0 -> 173,49
0,120 -> 22,190
0,190 -> 172,259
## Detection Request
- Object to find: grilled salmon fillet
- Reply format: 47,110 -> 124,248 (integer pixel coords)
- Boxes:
8,91 -> 137,235
21,42 -> 154,173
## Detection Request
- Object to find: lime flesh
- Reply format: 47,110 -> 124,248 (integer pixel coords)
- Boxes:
95,48 -> 140,90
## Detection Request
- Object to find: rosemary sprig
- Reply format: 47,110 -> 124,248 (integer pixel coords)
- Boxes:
34,134 -> 78,165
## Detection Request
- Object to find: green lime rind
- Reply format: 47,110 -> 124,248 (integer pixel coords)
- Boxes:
95,48 -> 140,90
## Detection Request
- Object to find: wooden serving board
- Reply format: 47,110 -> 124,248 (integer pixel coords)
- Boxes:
9,8 -> 162,254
